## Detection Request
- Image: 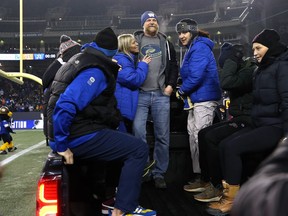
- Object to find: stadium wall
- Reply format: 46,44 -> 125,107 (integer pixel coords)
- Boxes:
11,112 -> 43,130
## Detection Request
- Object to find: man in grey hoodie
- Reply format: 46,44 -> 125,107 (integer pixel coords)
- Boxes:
133,11 -> 179,189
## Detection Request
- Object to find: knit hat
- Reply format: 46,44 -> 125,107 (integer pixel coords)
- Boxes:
93,27 -> 118,57
141,11 -> 158,26
175,18 -> 198,33
59,35 -> 81,55
252,29 -> 280,49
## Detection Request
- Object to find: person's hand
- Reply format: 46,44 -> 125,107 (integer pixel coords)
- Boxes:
176,88 -> 185,101
164,85 -> 173,96
218,42 -> 244,69
57,148 -> 74,165
112,59 -> 122,71
232,44 -> 244,61
142,55 -> 152,64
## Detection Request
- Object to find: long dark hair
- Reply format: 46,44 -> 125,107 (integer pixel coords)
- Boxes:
198,29 -> 210,38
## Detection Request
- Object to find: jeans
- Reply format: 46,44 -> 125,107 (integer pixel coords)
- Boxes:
133,90 -> 170,179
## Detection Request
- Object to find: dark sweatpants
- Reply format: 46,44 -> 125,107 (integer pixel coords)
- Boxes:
199,119 -> 248,186
219,125 -> 283,185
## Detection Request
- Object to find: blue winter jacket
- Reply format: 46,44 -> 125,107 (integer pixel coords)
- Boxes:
113,52 -> 149,120
179,36 -> 221,103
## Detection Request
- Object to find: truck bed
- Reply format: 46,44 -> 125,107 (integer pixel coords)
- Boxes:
140,181 -> 209,216
37,131 -> 203,216
66,132 -> 198,216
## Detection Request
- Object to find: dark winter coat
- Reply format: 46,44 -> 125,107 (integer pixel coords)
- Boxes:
47,46 -> 120,141
251,49 -> 288,133
219,58 -> 256,123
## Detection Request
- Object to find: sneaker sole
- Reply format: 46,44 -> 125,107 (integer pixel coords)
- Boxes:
101,209 -> 109,215
184,187 -> 206,192
125,214 -> 157,216
101,203 -> 114,215
194,195 -> 222,202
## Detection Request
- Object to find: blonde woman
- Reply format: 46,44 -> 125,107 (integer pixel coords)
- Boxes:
113,34 -> 151,133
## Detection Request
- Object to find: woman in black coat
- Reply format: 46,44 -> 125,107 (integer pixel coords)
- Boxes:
207,29 -> 288,216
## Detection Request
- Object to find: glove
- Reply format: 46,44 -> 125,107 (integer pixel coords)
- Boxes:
176,89 -> 185,101
184,96 -> 194,110
218,43 -> 244,68
231,44 -> 244,64
232,44 -> 244,59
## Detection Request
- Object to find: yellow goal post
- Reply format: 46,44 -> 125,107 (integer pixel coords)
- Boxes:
0,69 -> 42,85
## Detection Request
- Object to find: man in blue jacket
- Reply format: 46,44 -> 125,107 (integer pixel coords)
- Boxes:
47,27 -> 156,216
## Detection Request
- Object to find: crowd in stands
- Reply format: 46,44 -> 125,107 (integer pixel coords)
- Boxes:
0,79 -> 43,112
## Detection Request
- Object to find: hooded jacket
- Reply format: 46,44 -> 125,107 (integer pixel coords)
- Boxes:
47,45 -> 120,142
113,52 -> 148,120
179,36 -> 221,103
220,58 -> 256,121
133,30 -> 178,91
251,49 -> 288,133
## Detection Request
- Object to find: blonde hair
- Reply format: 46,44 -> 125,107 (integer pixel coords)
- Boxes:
117,34 -> 135,58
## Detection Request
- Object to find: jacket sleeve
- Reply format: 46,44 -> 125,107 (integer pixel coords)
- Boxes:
53,68 -> 107,152
166,41 -> 179,88
116,56 -> 148,90
180,43 -> 210,94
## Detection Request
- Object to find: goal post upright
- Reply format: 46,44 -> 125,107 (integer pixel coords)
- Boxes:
20,0 -> 23,81
0,0 -> 43,86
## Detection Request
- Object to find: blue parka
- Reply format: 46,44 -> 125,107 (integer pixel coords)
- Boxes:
179,36 -> 221,103
113,52 -> 149,120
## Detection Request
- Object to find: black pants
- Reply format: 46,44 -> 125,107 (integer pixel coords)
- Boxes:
199,118 -> 250,186
219,125 -> 283,185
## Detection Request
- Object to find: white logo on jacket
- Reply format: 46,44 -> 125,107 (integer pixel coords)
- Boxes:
87,77 -> 95,85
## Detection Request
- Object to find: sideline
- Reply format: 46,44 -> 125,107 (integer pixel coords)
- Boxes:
0,140 -> 46,166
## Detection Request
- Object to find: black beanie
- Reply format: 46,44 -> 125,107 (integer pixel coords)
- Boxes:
252,29 -> 280,49
93,27 -> 118,56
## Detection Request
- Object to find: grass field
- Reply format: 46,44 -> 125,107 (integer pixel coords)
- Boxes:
0,130 -> 50,216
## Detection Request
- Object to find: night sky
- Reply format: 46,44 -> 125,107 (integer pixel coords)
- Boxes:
0,0 -> 216,18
